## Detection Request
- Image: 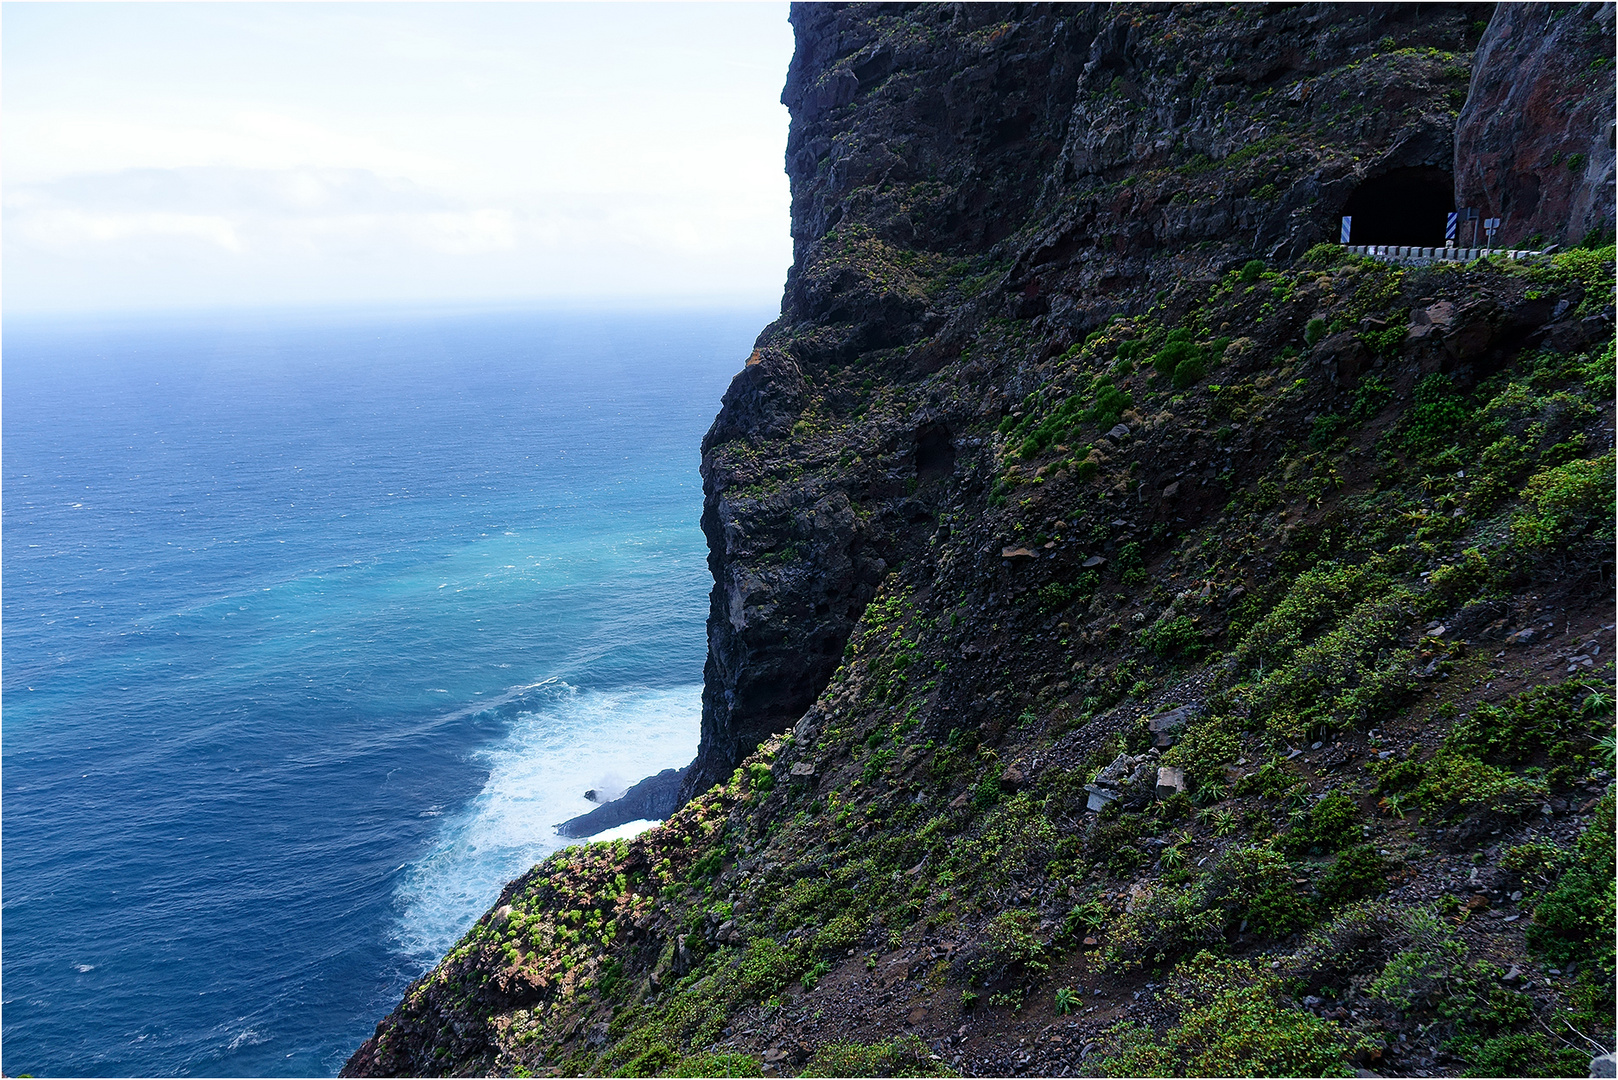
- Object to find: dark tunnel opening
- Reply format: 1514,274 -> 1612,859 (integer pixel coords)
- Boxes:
1340,166 -> 1455,246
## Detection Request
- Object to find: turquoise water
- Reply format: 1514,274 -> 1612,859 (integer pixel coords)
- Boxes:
1,305 -> 762,1076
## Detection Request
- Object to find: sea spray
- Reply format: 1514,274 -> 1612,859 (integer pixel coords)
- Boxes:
392,683 -> 700,960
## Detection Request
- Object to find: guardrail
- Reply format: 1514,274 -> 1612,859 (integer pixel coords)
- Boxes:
1341,243 -> 1543,265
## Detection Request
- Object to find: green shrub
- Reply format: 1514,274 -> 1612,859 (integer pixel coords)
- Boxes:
1161,720 -> 1240,787
1152,330 -> 1201,380
1349,376 -> 1393,420
1172,354 -> 1207,390
1446,680 -> 1603,767
1367,905 -> 1468,1014
1409,751 -> 1547,816
1510,452 -> 1615,556
1302,242 -> 1350,268
1316,845 -> 1389,905
1241,588 -> 1417,740
1037,571 -> 1099,613
980,909 -> 1047,974
1099,954 -> 1369,1077
1402,374 -> 1471,458
1280,791 -> 1359,857
1304,317 -> 1329,348
800,1035 -> 952,1078
1239,259 -> 1266,283
1526,790 -> 1615,981
1088,379 -> 1134,427
1456,1033 -> 1588,1078
1309,413 -> 1349,448
1106,883 -> 1225,966
1232,562 -> 1387,670
1206,844 -> 1312,937
669,1052 -> 763,1077
1116,541 -> 1147,586
1138,615 -> 1204,662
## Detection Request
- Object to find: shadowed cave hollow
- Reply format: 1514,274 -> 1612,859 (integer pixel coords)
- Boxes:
1342,166 -> 1456,246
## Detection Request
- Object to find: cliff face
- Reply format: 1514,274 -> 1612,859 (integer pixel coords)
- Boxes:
1454,2 -> 1616,249
686,0 -> 1493,800
347,5 -> 1615,1077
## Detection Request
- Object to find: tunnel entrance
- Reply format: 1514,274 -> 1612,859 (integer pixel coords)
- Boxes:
1341,166 -> 1454,247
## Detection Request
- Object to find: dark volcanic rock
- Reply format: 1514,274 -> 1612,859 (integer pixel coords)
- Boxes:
556,768 -> 686,839
1455,2 -> 1617,248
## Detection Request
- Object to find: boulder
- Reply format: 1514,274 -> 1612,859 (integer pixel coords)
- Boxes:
1085,784 -> 1121,812
1156,766 -> 1188,799
1148,705 -> 1197,748
1314,329 -> 1371,387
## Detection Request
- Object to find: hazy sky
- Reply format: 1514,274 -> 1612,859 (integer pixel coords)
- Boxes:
2,3 -> 796,316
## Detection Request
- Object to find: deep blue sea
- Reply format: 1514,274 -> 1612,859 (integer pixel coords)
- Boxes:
1,305 -> 764,1077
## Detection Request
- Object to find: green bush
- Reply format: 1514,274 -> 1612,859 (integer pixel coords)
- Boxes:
1309,412 -> 1350,448
1281,791 -> 1360,857
1139,615 -> 1204,662
1088,379 -> 1134,427
1232,562 -> 1387,670
1037,571 -> 1099,613
1316,845 -> 1389,905
800,1035 -> 952,1078
1526,790 -> 1615,982
1116,541 -> 1147,586
1206,844 -> 1313,937
1446,680 -> 1603,767
1302,242 -> 1350,268
1239,259 -> 1266,283
1402,374 -> 1471,458
1152,330 -> 1201,381
669,1051 -> 763,1077
1456,1033 -> 1588,1078
1100,954 -> 1369,1077
1510,452 -> 1615,556
1106,882 -> 1225,966
1304,317 -> 1329,348
1172,354 -> 1207,390
979,908 -> 1047,974
1161,720 -> 1240,787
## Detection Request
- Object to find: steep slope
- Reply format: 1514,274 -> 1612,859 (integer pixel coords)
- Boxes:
346,5 -> 1616,1077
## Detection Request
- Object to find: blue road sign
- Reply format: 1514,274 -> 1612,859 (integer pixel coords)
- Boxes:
1341,216 -> 1352,243
1446,212 -> 1458,241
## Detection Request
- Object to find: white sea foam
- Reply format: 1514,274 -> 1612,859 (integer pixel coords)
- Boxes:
392,683 -> 700,960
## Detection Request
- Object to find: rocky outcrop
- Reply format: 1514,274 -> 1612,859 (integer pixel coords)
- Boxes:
1455,2 -> 1617,248
555,768 -> 685,839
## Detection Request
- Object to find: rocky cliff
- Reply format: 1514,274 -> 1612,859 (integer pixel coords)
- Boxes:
346,5 -> 1616,1077
1454,2 -> 1616,250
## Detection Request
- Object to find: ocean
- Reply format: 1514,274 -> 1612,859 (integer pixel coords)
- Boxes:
1,305 -> 764,1076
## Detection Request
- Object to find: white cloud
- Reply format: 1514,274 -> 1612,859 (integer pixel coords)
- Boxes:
13,207 -> 243,251
2,3 -> 796,315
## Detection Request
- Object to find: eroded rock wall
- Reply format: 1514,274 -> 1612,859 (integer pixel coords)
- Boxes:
1455,2 -> 1617,248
